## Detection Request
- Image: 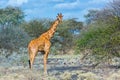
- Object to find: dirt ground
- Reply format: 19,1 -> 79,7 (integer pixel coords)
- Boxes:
0,51 -> 120,80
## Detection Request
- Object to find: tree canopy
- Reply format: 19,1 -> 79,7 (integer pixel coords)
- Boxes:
0,6 -> 24,29
76,0 -> 120,63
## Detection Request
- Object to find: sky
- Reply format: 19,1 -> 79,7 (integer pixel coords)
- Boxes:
0,0 -> 112,22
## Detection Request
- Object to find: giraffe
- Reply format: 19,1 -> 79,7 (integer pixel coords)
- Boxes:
28,13 -> 63,74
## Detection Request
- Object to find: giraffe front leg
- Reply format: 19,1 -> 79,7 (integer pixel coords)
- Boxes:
43,41 -> 51,75
43,51 -> 49,75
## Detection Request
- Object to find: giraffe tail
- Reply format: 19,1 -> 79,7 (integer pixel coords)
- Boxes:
28,60 -> 31,69
28,46 -> 31,69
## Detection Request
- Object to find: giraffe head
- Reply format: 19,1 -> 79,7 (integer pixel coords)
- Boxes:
57,13 -> 63,23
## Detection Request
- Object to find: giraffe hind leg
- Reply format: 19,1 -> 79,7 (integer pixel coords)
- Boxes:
29,54 -> 35,69
29,49 -> 36,69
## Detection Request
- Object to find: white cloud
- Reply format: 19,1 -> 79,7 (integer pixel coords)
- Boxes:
52,0 -> 64,2
7,0 -> 28,6
88,0 -> 110,4
54,0 -> 80,9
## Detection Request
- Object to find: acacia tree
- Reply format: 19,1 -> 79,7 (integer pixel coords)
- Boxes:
55,18 -> 83,54
109,0 -> 120,17
0,6 -> 30,50
22,19 -> 53,38
0,6 -> 24,29
84,0 -> 120,25
76,0 -> 120,64
84,10 -> 99,24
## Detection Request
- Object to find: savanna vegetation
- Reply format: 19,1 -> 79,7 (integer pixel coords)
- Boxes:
76,0 -> 120,64
0,0 -> 120,80
0,0 -> 119,62
0,6 -> 83,55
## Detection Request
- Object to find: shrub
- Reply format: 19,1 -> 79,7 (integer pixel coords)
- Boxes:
76,21 -> 120,62
0,26 -> 31,50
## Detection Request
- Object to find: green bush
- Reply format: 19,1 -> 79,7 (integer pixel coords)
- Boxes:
0,26 -> 31,50
76,21 -> 120,61
22,20 -> 47,38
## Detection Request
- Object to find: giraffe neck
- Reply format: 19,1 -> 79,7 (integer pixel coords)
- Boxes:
46,20 -> 59,39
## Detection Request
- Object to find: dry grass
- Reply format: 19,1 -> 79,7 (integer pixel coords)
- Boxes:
0,49 -> 120,80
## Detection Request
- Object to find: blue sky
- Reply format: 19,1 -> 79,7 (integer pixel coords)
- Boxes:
0,0 -> 111,21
